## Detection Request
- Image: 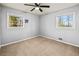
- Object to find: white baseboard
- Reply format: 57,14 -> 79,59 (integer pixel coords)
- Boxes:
1,35 -> 79,48
1,35 -> 39,47
41,35 -> 79,48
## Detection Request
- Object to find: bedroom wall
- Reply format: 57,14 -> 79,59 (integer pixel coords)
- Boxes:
1,6 -> 39,44
40,5 -> 79,46
0,7 -> 2,45
1,4 -> 79,47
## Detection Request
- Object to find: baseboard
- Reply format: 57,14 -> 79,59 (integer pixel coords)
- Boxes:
1,35 -> 39,47
1,35 -> 79,48
41,35 -> 79,48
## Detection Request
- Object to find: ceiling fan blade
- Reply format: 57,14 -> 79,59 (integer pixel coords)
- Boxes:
39,8 -> 43,12
35,3 -> 39,6
40,5 -> 50,8
24,4 -> 35,7
30,8 -> 35,11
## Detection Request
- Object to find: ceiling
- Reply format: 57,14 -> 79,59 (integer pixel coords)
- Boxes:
1,3 -> 78,15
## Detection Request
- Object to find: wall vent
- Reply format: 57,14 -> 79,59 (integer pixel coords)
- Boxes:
58,38 -> 62,40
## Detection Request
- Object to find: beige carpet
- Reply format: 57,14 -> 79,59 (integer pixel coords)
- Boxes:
0,36 -> 79,56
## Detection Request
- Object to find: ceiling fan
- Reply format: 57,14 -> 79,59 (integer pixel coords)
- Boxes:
24,3 -> 50,12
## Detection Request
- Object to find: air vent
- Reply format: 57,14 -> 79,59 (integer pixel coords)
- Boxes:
58,38 -> 62,40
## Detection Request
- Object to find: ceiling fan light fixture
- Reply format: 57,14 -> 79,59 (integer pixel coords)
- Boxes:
35,7 -> 39,10
24,3 -> 50,12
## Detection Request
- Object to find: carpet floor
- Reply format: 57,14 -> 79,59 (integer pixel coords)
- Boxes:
0,36 -> 79,56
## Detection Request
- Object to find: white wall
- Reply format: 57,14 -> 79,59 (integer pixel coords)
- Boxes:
40,5 -> 79,46
1,6 -> 39,44
0,7 -> 2,45
1,4 -> 79,46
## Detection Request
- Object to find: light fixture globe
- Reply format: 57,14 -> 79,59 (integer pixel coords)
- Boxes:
35,7 -> 39,10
